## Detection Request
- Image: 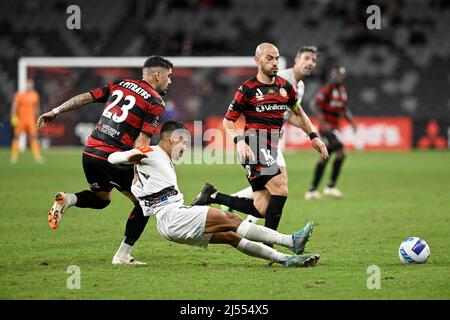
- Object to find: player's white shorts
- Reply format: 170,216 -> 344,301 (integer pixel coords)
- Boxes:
155,204 -> 213,249
276,150 -> 286,168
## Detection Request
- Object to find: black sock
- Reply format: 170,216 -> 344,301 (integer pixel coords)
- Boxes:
264,195 -> 287,231
310,160 -> 328,191
214,193 -> 263,218
75,190 -> 110,209
124,205 -> 149,246
329,157 -> 345,188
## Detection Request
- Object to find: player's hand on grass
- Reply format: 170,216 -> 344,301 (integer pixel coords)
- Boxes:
236,140 -> 255,163
37,111 -> 57,128
312,137 -> 329,160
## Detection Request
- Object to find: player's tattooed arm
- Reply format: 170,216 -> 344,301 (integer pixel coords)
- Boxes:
55,92 -> 95,113
37,92 -> 94,128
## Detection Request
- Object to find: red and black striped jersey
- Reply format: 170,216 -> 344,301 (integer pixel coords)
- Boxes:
84,79 -> 165,160
225,76 -> 298,147
315,83 -> 349,130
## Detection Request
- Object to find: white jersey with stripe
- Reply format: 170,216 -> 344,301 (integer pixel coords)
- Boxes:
131,145 -> 184,216
277,68 -> 306,152
278,68 -> 305,106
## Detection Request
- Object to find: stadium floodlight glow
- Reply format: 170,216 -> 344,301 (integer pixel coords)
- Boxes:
18,56 -> 287,91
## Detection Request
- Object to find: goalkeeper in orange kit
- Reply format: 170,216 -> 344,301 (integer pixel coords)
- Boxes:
10,79 -> 43,163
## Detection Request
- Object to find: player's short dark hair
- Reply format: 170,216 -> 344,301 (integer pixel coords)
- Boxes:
160,120 -> 186,138
143,56 -> 173,70
296,46 -> 319,57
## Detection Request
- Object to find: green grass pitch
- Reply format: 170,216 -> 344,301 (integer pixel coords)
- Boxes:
0,148 -> 449,299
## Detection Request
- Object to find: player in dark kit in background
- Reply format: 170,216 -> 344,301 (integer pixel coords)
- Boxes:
192,43 -> 328,238
37,56 -> 173,265
304,66 -> 357,200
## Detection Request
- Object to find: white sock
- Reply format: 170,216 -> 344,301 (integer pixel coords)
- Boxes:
237,238 -> 291,264
244,215 -> 260,223
232,186 -> 254,199
65,193 -> 77,207
236,221 -> 293,249
114,239 -> 133,259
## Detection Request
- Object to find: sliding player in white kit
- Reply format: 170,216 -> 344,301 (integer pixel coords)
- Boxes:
222,46 -> 319,223
108,120 -> 320,268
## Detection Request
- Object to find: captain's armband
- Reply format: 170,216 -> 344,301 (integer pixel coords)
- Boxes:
289,100 -> 301,113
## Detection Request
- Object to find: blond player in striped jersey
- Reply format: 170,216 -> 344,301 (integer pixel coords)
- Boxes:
223,46 -> 319,223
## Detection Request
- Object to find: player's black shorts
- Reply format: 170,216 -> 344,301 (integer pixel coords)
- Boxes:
320,129 -> 344,153
82,152 -> 134,193
240,134 -> 281,192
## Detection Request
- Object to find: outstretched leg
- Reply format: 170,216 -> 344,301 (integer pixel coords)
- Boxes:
192,183 -> 264,218
230,186 -> 254,200
204,208 -> 313,255
220,186 -> 254,214
210,231 -> 319,267
210,231 -> 291,265
157,206 -> 319,267
48,190 -> 111,230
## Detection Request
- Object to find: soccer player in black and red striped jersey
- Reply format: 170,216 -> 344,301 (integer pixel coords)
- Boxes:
304,66 -> 357,200
192,43 -> 328,235
37,56 -> 173,265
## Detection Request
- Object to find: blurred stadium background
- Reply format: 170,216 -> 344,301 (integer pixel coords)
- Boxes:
1,0 -> 450,301
0,0 -> 449,151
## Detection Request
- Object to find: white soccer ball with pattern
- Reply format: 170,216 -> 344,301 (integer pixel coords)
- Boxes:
398,237 -> 430,264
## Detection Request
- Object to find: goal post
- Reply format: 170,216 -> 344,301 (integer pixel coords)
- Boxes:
15,56 -> 417,152
18,56 -> 287,91
17,56 -> 288,150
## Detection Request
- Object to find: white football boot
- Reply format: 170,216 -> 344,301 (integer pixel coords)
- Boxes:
323,187 -> 344,199
304,190 -> 322,200
112,255 -> 147,266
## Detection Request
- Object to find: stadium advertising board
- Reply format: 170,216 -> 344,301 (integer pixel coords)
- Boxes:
283,117 -> 413,151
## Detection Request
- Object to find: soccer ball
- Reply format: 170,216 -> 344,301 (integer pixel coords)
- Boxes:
398,237 -> 430,264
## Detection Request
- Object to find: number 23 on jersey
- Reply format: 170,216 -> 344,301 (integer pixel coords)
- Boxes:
102,89 -> 136,123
